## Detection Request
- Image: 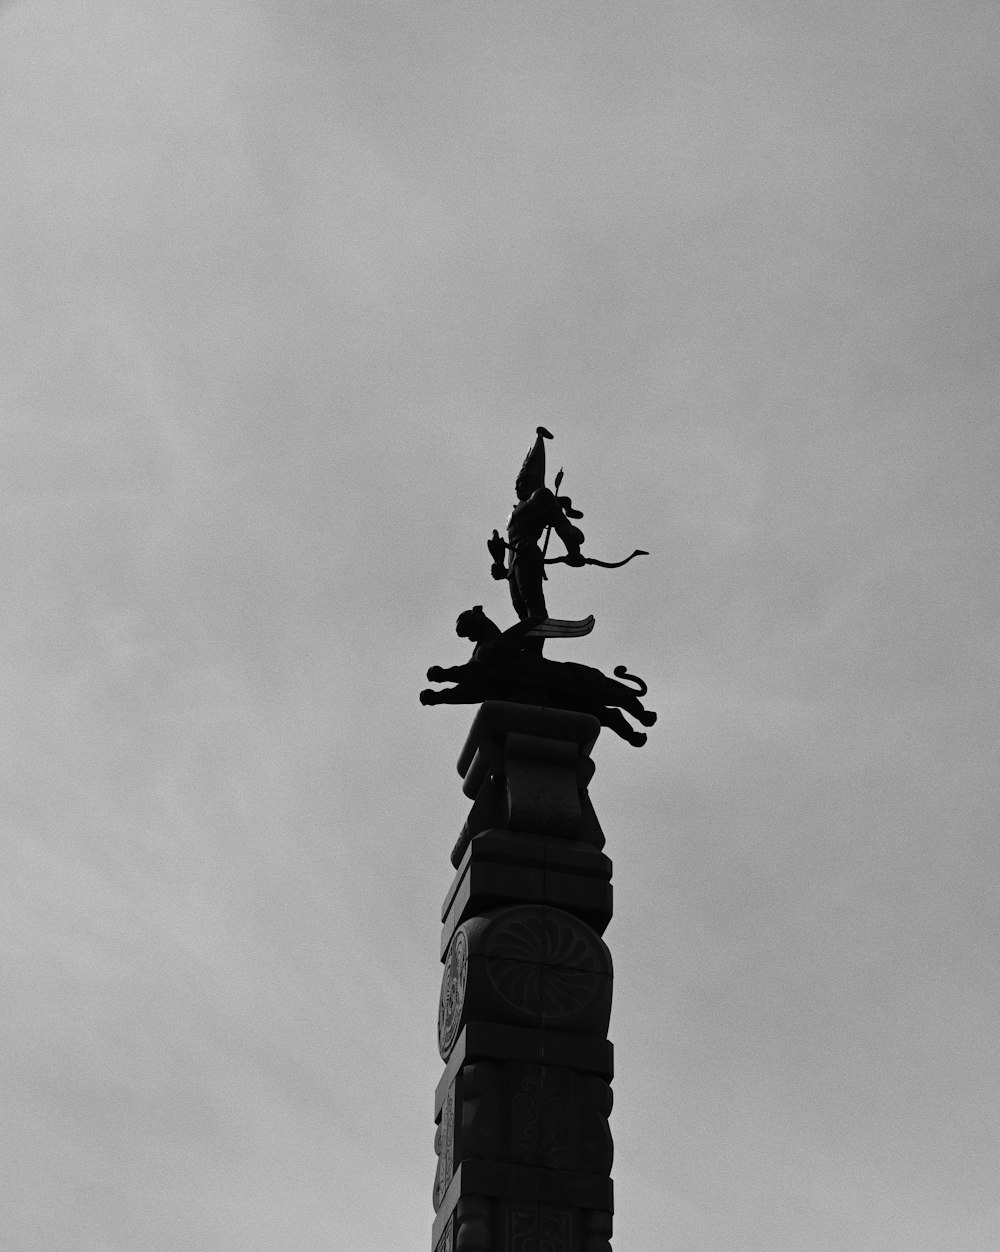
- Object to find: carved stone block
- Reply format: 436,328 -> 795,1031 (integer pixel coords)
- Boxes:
455,1196 -> 492,1252
442,832 -> 613,954
504,733 -> 582,837
438,927 -> 469,1059
504,1203 -> 574,1252
457,703 -> 600,798
436,1195 -> 613,1252
434,1213 -> 455,1252
438,907 -> 612,1059
451,703 -> 603,865
583,1208 -> 613,1252
432,1159 -> 613,1246
437,1023 -> 614,1092
436,1060 -> 613,1184
434,1082 -> 456,1210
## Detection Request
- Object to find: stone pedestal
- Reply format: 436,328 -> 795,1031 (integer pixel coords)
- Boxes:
433,702 -> 614,1252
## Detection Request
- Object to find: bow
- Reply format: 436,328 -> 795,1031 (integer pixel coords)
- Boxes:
544,548 -> 648,570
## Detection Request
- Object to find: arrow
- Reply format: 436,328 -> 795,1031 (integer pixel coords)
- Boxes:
539,466 -> 564,580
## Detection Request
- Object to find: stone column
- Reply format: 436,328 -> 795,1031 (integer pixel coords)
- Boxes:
432,701 -> 615,1252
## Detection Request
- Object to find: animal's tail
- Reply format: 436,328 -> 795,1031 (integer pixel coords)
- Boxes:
613,665 -> 647,696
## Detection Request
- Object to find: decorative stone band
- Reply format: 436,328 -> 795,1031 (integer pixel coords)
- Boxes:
431,1165 -> 614,1252
440,829 -> 613,959
438,905 -> 612,1061
456,703 -> 601,797
509,1203 -> 573,1250
451,702 -> 604,867
503,733 -> 582,838
434,1200 -> 613,1252
433,1058 -> 614,1204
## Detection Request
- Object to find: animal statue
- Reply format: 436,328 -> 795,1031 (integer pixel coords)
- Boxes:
420,607 -> 657,747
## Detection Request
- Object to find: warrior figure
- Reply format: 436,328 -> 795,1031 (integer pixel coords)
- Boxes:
494,427 -> 586,621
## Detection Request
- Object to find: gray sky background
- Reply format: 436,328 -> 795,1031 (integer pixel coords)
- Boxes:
2,1 -> 998,1248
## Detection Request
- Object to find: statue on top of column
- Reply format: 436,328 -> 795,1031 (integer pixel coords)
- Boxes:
421,427 -> 654,745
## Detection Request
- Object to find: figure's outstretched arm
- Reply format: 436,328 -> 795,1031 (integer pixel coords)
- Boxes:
539,490 -> 585,559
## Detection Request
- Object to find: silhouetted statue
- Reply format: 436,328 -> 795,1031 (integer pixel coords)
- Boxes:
488,427 -> 647,625
421,426 -> 653,748
421,608 -> 656,747
490,427 -> 585,621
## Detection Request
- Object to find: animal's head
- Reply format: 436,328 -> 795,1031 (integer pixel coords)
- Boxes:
456,605 -> 490,640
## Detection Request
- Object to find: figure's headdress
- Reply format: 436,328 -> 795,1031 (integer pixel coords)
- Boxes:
515,426 -> 553,498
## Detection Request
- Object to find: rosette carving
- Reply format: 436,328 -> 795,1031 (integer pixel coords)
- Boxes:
485,907 -> 608,1021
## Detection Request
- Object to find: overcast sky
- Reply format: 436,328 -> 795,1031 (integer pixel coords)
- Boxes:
2,2 -> 998,1249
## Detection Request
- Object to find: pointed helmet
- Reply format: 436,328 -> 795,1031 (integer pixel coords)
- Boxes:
515,426 -> 553,498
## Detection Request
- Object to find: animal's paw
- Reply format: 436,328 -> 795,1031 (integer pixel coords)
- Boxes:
426,666 -> 445,682
419,689 -> 438,705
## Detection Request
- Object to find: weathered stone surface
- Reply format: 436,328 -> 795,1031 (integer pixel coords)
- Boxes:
505,1202 -> 575,1252
438,907 -> 612,1059
440,866 -> 612,959
503,732 -> 583,838
433,1212 -> 454,1252
436,1025 -> 614,1105
451,702 -> 604,865
583,1207 -> 613,1252
434,1195 -> 613,1252
454,1196 -> 491,1252
434,1060 -> 613,1205
453,774 -> 510,865
438,927 -> 469,1059
441,832 -> 612,955
445,832 -> 611,914
453,777 -> 606,866
432,1160 -> 613,1250
433,1080 -> 457,1210
442,861 -> 548,951
457,703 -> 600,793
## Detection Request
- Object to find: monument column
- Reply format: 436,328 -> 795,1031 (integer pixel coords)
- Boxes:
421,427 -> 652,1252
431,701 -> 615,1252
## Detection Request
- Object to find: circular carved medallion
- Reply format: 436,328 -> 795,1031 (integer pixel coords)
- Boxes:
437,928 -> 468,1058
484,907 -> 607,1020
